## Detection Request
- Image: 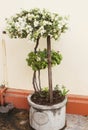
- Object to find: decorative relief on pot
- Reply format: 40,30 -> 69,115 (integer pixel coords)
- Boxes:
50,107 -> 61,116
33,112 -> 49,125
58,108 -> 61,115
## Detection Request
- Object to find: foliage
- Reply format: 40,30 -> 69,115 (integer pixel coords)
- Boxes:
5,8 -> 69,103
5,8 -> 68,41
33,85 -> 69,103
54,84 -> 69,96
61,86 -> 69,96
42,87 -> 49,92
26,49 -> 62,71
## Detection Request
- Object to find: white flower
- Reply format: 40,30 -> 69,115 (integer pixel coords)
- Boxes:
29,27 -> 33,32
48,22 -> 52,25
28,14 -> 34,20
54,34 -> 58,39
53,29 -> 56,33
40,29 -> 46,35
39,26 -> 44,30
35,15 -> 39,18
15,22 -> 20,28
51,14 -> 55,20
58,24 -> 62,29
23,16 -> 26,22
43,21 -> 49,25
18,17 -> 23,23
5,8 -> 68,40
20,22 -> 26,29
55,16 -> 59,21
43,21 -> 52,26
25,25 -> 33,32
34,21 -> 39,27
27,13 -> 31,17
38,26 -> 46,35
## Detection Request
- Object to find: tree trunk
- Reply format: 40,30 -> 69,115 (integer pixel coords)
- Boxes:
47,36 -> 53,103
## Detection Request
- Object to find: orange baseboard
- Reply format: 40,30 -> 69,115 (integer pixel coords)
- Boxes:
0,87 -> 88,115
67,94 -> 88,115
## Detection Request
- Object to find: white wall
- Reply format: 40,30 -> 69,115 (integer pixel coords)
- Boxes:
0,0 -> 88,95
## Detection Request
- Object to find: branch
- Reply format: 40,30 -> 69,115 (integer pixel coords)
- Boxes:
34,37 -> 40,53
38,70 -> 41,91
32,71 -> 39,92
32,71 -> 36,92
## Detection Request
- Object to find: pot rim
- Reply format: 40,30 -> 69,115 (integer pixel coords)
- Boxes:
27,94 -> 67,110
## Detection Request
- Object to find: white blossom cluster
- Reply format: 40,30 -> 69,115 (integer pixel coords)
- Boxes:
5,8 -> 68,41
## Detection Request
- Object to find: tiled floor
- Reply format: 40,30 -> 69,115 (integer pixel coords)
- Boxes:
65,114 -> 88,130
0,108 -> 88,130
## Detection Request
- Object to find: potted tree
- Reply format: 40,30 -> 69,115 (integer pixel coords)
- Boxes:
5,8 -> 69,130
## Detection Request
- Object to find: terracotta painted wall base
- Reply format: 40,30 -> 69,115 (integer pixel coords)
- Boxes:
0,88 -> 88,115
67,94 -> 88,115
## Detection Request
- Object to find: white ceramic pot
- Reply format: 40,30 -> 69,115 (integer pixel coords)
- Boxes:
27,95 -> 67,130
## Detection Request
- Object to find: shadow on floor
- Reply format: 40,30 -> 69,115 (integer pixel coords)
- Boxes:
0,108 -> 88,130
0,108 -> 33,130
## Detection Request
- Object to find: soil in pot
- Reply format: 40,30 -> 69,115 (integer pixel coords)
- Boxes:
31,90 -> 65,105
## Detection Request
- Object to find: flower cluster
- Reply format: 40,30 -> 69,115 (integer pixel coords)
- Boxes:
5,8 -> 68,41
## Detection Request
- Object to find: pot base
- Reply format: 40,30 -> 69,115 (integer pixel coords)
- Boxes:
60,122 -> 67,130
29,121 -> 67,130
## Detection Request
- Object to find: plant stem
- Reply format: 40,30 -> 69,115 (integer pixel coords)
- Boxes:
32,38 -> 40,92
34,37 -> 39,53
33,71 -> 39,92
38,70 -> 41,91
35,71 -> 39,91
32,71 -> 36,92
47,36 -> 53,103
